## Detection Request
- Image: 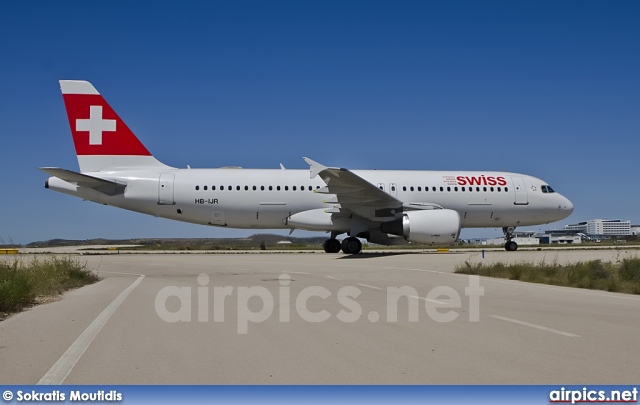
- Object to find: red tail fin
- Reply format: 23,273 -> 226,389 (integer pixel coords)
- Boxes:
60,80 -> 169,172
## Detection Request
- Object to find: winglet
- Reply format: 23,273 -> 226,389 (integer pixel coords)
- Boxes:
303,157 -> 327,179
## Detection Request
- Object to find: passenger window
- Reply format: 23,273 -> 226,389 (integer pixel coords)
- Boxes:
425,186 -> 429,192
447,187 -> 451,192
410,186 -> 414,192
391,186 -> 396,191
308,186 -> 312,191
245,186 -> 249,191
277,186 -> 281,191
440,187 -> 444,192
483,187 -> 487,192
261,186 -> 264,191
505,187 -> 508,192
236,186 -> 240,191
462,187 -> 466,191
490,187 -> 494,192
417,186 -> 422,191
497,187 -> 501,192
432,187 -> 436,192
454,187 -> 458,192
293,186 -> 297,191
285,186 -> 289,191
253,186 -> 257,191
204,186 -> 208,190
403,186 -> 407,191
212,186 -> 216,191
269,186 -> 273,191
195,186 -> 199,191
476,187 -> 480,192
220,186 -> 224,191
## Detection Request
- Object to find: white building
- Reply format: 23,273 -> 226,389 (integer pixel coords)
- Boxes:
536,234 -> 582,245
565,219 -> 631,237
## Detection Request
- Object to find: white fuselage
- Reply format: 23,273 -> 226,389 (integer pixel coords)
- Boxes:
47,167 -> 574,231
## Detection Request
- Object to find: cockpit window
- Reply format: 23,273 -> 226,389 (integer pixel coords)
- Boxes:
541,185 -> 555,194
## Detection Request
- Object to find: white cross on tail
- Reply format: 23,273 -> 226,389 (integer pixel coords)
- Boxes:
76,105 -> 116,145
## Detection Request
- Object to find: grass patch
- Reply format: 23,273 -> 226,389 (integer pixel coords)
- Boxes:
0,256 -> 99,315
455,258 -> 640,294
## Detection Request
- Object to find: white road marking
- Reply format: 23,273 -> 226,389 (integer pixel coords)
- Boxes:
288,271 -> 311,275
325,276 -> 337,279
38,275 -> 145,384
357,283 -> 382,290
99,270 -> 145,277
490,315 -> 581,338
410,295 -> 447,305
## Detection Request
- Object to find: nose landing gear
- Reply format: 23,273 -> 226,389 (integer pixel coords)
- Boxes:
503,227 -> 518,251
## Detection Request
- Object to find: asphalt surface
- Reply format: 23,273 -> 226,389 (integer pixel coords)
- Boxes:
1,249 -> 639,384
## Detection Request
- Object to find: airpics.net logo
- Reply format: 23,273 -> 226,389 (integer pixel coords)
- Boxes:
549,387 -> 638,404
154,273 -> 485,334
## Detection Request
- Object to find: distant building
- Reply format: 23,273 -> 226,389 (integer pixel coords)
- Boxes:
564,219 -> 631,237
632,225 -> 640,236
536,232 -> 582,245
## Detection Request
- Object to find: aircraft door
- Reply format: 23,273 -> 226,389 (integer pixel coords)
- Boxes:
511,176 -> 529,205
158,173 -> 175,205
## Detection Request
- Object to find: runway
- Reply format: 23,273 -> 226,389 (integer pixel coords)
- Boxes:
1,249 -> 639,384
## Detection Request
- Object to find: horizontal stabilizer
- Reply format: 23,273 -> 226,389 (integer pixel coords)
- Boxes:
39,167 -> 125,196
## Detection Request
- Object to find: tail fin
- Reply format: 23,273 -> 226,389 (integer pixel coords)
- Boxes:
60,80 -> 171,172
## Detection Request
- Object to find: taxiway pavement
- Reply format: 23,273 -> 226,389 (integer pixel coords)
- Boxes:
1,249 -> 639,384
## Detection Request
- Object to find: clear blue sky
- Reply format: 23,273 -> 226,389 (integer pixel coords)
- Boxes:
1,1 -> 638,244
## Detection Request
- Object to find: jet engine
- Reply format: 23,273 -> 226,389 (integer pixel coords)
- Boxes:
400,209 -> 461,245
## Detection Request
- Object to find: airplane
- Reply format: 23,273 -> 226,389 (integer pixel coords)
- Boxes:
41,80 -> 574,254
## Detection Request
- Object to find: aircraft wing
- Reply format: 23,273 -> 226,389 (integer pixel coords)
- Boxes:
303,157 -> 402,220
39,167 -> 126,196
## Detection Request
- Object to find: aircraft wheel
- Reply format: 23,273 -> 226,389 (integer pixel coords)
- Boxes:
323,238 -> 341,253
505,241 -> 518,251
341,237 -> 362,254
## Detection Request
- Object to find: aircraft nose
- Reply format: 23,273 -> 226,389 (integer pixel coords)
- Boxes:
560,195 -> 574,214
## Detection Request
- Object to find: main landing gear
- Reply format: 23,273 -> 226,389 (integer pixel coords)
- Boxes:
323,238 -> 341,253
323,234 -> 362,254
503,226 -> 518,251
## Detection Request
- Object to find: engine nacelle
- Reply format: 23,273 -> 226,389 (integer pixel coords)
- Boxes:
402,209 -> 460,245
